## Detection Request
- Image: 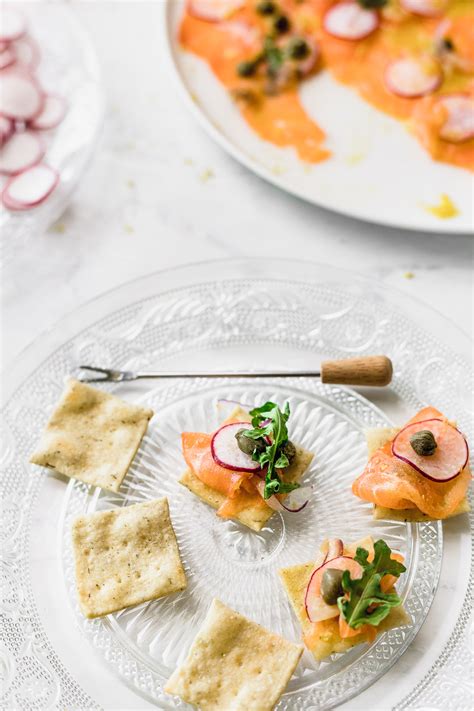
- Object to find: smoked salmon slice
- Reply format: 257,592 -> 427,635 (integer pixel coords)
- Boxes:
182,431 -> 254,498
352,407 -> 471,518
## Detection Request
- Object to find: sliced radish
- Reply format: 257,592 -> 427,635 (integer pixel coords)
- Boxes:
400,0 -> 447,17
385,57 -> 442,98
220,20 -> 259,47
188,0 -> 245,22
211,422 -> 262,472
0,130 -> 44,174
254,478 -> 285,512
392,418 -> 469,482
0,7 -> 26,42
12,35 -> 40,70
323,2 -> 379,41
438,95 -> 474,143
0,46 -> 16,70
0,70 -> 43,120
0,115 -> 13,146
29,94 -> 67,130
327,538 -> 344,560
2,163 -> 58,210
305,555 -> 363,622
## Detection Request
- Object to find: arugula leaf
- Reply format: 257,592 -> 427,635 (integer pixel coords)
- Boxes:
263,37 -> 284,77
246,401 -> 298,499
337,539 -> 406,629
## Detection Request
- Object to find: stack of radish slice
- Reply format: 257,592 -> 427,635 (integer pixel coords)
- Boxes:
0,7 -> 66,211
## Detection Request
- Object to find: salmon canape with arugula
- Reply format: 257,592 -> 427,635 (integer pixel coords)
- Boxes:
280,536 -> 410,660
180,401 -> 313,531
352,406 -> 471,521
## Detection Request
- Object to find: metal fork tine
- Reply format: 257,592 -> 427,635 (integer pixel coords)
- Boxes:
79,365 -> 113,375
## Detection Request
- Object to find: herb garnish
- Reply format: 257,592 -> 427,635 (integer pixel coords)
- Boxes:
337,540 -> 406,629
357,0 -> 388,8
244,401 -> 300,499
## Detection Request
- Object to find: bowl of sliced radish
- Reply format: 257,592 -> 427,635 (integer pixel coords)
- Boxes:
0,3 -> 103,260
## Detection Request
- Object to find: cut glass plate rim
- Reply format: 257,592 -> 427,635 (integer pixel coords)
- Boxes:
161,0 -> 473,235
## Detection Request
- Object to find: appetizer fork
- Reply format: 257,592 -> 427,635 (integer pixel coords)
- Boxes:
77,355 -> 393,387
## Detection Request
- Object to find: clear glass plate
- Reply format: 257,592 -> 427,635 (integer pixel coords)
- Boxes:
0,2 -> 104,266
1,260 -> 471,710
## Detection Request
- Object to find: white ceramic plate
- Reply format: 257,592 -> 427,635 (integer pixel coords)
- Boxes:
162,0 -> 473,233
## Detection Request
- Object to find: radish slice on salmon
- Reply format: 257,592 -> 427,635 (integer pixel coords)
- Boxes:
254,479 -> 311,512
211,422 -> 262,472
0,71 -> 43,120
400,0 -> 447,17
0,130 -> 44,174
438,95 -> 474,143
392,418 -> 469,482
305,555 -> 363,622
188,0 -> 245,22
0,7 -> 26,42
2,163 -> 58,210
0,46 -> 16,70
29,94 -> 67,130
12,35 -> 40,70
323,2 -> 379,41
0,115 -> 14,147
384,57 -> 442,98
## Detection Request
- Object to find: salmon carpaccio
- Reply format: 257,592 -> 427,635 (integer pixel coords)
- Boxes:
180,0 -> 474,170
181,422 -> 266,518
352,407 -> 471,518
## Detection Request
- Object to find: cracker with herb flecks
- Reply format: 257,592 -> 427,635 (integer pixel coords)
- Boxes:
165,598 -> 303,711
30,379 -> 153,492
366,428 -> 470,522
72,498 -> 186,618
279,537 -> 411,661
179,406 -> 313,532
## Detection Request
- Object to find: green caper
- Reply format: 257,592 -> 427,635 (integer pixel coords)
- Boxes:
281,440 -> 296,464
273,15 -> 290,34
287,37 -> 309,60
321,568 -> 344,605
410,430 -> 437,457
256,0 -> 277,15
235,429 -> 266,456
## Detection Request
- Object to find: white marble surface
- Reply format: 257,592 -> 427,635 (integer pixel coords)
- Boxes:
1,2 -> 473,711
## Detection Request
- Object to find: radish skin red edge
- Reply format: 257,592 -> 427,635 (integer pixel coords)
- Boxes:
323,2 -> 379,41
0,131 -> 45,175
391,417 -> 469,482
1,163 -> 59,210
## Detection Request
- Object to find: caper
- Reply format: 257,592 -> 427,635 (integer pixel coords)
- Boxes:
256,0 -> 277,15
235,429 -> 266,456
273,15 -> 290,34
442,37 -> 455,51
281,440 -> 296,464
237,60 -> 258,78
287,37 -> 309,60
410,430 -> 437,457
321,568 -> 344,606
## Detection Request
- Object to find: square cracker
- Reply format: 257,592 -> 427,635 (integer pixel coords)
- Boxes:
279,539 -> 411,661
366,427 -> 470,522
72,498 -> 186,618
30,379 -> 153,492
179,406 -> 314,532
165,598 -> 303,711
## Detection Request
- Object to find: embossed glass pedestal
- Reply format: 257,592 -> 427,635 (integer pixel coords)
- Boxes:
1,260 -> 471,710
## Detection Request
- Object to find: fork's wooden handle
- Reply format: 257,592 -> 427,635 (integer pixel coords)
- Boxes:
321,356 -> 393,387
